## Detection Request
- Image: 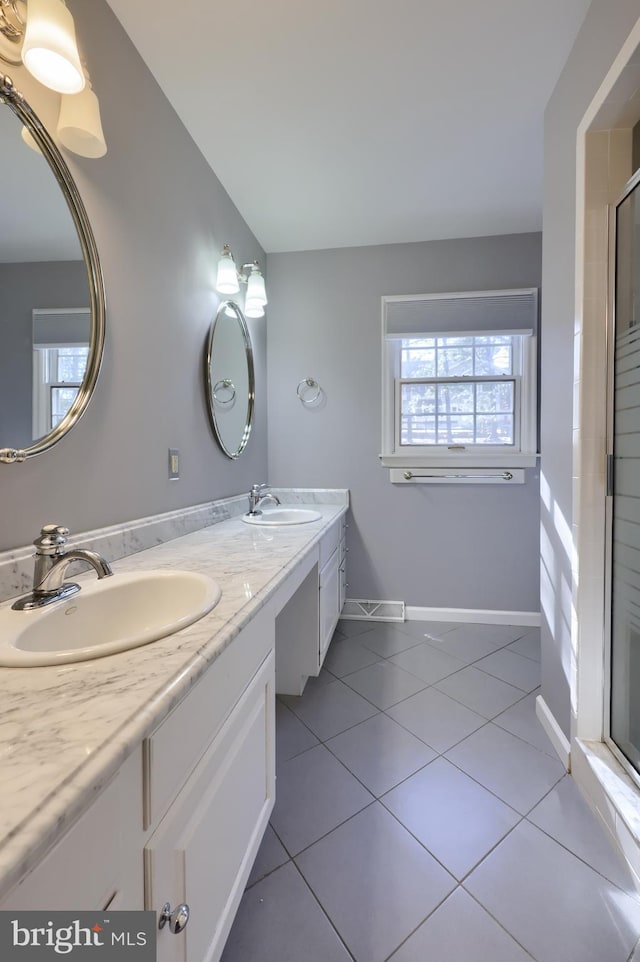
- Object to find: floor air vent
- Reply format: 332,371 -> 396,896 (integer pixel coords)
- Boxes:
341,599 -> 406,623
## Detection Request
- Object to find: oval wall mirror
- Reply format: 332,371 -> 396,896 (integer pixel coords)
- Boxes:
205,300 -> 255,459
0,75 -> 105,464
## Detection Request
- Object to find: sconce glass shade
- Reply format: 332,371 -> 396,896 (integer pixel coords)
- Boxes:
245,266 -> 267,317
21,124 -> 42,154
216,249 -> 240,295
22,0 -> 85,94
244,300 -> 265,318
57,82 -> 107,158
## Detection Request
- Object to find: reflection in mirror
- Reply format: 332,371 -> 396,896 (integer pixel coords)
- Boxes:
0,76 -> 104,462
206,300 -> 255,459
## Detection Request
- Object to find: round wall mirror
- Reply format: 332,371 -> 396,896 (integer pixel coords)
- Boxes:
205,300 -> 255,459
0,75 -> 105,464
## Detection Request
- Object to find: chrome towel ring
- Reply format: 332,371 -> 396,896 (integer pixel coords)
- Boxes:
212,379 -> 236,404
297,377 -> 322,404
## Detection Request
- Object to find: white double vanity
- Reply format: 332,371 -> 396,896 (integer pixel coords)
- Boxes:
0,491 -> 348,962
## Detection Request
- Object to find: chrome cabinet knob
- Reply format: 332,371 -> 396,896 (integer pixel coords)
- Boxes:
159,902 -> 190,934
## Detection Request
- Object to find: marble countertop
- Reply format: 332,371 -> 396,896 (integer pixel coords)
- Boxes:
0,500 -> 347,899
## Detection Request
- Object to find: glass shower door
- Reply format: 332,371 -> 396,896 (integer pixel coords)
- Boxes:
610,170 -> 640,775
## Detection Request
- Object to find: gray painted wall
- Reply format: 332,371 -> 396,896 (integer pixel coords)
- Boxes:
0,0 -> 267,552
267,233 -> 541,612
542,0 -> 640,738
0,261 -> 87,447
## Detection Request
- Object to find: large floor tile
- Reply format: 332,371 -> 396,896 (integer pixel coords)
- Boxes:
435,623 -> 527,650
335,619 -> 376,639
341,660 -> 427,710
387,687 -> 486,753
435,665 -> 525,718
246,825 -> 289,887
382,757 -> 520,880
388,887 -> 532,962
280,678 -> 377,740
221,862 -> 351,962
396,620 -> 463,641
296,803 -> 455,962
422,627 -> 512,665
445,723 -> 564,814
506,628 -> 541,662
326,712 -> 436,797
271,744 -> 373,855
275,699 -> 319,762
465,820 -> 640,962
474,648 -> 541,692
323,635 -> 382,677
388,643 -> 467,684
359,623 -> 424,657
303,668 -> 335,690
528,775 -> 640,892
493,690 -> 555,756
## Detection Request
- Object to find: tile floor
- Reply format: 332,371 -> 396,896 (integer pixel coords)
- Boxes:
221,620 -> 640,962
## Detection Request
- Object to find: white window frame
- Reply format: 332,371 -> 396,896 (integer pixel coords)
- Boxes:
31,308 -> 91,439
32,346 -> 89,438
380,290 -> 539,471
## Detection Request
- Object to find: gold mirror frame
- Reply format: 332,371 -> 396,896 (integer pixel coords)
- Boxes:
0,74 -> 105,464
205,300 -> 255,460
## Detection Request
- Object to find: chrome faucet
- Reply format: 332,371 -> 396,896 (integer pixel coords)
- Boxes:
247,483 -> 281,517
12,524 -> 113,611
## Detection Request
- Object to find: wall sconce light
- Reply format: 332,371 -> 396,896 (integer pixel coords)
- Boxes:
215,244 -> 267,318
0,0 -> 106,157
56,69 -> 106,157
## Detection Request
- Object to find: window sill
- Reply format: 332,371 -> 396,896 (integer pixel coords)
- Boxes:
379,453 -> 539,469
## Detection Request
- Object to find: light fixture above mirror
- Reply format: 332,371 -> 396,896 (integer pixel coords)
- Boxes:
21,0 -> 83,93
215,244 -> 267,318
0,0 -> 106,157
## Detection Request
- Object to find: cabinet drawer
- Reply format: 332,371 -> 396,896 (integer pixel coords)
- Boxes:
319,519 -> 341,567
1,748 -> 143,911
146,650 -> 275,962
144,612 -> 274,828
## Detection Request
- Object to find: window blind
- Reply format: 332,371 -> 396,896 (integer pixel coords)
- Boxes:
383,288 -> 537,338
32,308 -> 91,347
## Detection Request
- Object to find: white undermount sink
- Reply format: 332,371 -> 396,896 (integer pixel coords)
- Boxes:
0,569 -> 222,668
242,507 -> 322,526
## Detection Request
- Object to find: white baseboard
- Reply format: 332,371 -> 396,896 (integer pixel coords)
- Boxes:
572,739 -> 640,892
405,606 -> 541,627
536,695 -> 571,770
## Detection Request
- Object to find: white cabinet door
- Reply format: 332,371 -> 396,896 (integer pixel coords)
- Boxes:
146,651 -> 275,962
339,528 -> 347,611
319,547 -> 340,664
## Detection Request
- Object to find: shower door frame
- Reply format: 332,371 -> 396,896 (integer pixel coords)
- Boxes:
603,166 -> 640,792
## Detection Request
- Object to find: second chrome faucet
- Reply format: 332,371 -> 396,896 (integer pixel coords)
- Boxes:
246,484 -> 281,517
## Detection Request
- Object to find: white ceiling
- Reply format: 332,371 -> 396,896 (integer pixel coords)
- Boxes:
105,0 -> 592,254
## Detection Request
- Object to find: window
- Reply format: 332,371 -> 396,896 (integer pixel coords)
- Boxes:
31,309 -> 91,439
381,289 -> 538,471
